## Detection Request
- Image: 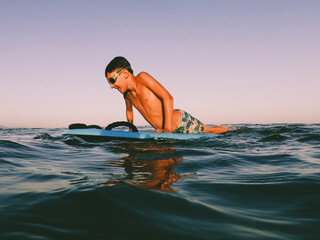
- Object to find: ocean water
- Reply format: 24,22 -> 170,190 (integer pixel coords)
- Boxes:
0,124 -> 319,240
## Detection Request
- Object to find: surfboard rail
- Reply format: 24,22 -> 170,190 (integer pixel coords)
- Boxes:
62,129 -> 220,140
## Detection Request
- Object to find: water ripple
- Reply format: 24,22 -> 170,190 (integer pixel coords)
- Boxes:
1,125 -> 320,239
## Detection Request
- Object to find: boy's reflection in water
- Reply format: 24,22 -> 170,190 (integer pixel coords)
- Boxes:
102,142 -> 184,191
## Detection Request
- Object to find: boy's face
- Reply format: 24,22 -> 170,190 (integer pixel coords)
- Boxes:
106,69 -> 127,94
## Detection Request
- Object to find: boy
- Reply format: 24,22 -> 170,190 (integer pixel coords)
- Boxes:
105,57 -> 229,134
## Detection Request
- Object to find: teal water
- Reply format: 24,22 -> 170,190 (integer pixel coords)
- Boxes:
0,124 -> 319,239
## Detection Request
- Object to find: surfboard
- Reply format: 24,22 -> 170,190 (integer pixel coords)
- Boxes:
62,128 -> 220,141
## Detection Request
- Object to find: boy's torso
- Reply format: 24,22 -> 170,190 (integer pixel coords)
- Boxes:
125,74 -> 180,131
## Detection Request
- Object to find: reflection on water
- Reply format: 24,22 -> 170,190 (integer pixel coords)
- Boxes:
102,142 -> 183,191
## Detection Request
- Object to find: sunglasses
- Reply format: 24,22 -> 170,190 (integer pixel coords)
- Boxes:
107,69 -> 125,84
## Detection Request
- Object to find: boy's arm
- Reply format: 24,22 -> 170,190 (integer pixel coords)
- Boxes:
139,72 -> 173,132
125,97 -> 133,124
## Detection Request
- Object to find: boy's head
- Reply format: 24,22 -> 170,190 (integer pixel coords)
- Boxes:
105,56 -> 133,78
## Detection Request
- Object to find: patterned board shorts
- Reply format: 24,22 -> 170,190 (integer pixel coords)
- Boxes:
173,109 -> 205,134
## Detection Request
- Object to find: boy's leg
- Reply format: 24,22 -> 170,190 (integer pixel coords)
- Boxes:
203,125 -> 230,134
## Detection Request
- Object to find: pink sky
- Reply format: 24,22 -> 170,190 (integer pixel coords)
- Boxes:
1,0 -> 319,128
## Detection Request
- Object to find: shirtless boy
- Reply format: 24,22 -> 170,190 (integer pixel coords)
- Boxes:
105,57 -> 229,134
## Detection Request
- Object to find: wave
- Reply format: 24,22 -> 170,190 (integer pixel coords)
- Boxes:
1,125 -> 320,240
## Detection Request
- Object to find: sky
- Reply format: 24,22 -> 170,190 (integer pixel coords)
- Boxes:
0,0 -> 319,128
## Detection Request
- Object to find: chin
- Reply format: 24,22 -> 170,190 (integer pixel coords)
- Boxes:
119,88 -> 128,94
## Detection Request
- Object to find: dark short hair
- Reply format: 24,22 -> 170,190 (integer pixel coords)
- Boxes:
105,56 -> 133,77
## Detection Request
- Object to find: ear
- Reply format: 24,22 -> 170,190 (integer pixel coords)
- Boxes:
122,69 -> 130,79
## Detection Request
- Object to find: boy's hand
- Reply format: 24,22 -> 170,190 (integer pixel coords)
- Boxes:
155,128 -> 171,133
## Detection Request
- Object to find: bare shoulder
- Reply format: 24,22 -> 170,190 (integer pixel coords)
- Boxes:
136,72 -> 154,82
136,72 -> 160,87
135,71 -> 172,99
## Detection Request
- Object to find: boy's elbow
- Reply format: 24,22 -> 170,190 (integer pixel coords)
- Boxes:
167,94 -> 174,107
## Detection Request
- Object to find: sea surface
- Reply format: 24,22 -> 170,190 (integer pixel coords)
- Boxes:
0,124 -> 319,240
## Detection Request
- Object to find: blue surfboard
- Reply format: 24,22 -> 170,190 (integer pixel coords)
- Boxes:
62,128 -> 220,141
